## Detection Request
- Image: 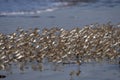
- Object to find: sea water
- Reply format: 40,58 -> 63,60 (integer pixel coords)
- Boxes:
0,0 -> 120,32
0,0 -> 120,16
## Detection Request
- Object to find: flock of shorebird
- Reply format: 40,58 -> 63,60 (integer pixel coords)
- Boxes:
0,23 -> 120,71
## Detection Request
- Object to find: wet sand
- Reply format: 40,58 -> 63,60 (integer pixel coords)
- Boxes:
0,62 -> 120,80
0,2 -> 120,80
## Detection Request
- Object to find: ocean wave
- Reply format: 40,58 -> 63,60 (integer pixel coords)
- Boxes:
0,0 -> 120,16
0,8 -> 58,16
0,0 -> 68,16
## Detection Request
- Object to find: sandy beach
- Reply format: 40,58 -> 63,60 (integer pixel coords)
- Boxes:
0,0 -> 120,80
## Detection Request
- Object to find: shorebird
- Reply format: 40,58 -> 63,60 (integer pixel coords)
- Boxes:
0,23 -> 120,72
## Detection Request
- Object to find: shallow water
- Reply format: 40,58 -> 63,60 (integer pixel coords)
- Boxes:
0,62 -> 120,80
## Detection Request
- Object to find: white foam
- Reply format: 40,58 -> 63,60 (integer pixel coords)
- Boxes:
0,8 -> 58,16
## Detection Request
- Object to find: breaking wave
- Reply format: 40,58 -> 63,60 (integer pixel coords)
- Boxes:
0,0 -> 120,16
0,0 -> 68,16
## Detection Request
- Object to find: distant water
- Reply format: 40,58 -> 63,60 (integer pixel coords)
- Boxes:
0,0 -> 120,16
0,0 -> 120,33
0,0 -> 67,16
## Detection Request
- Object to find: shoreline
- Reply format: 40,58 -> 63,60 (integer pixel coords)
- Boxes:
0,2 -> 120,80
0,6 -> 120,33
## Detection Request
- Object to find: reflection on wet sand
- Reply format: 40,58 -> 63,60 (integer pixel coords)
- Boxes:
0,75 -> 6,78
0,23 -> 120,79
